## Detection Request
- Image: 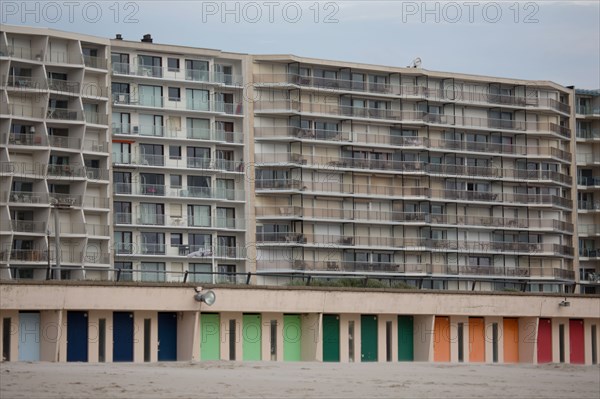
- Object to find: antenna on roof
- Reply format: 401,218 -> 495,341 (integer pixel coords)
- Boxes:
411,57 -> 422,68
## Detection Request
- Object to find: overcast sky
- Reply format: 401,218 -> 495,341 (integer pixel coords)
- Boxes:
3,1 -> 599,88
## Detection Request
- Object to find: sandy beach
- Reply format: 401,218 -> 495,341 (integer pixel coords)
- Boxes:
1,361 -> 598,399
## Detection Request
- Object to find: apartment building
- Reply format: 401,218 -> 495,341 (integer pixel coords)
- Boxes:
2,25 -> 599,295
0,26 -> 112,281
575,89 -> 600,294
253,57 -> 577,293
109,35 -> 250,284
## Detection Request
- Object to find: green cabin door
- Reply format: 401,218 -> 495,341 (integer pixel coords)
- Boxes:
200,313 -> 220,360
243,314 -> 262,361
322,314 -> 340,362
283,314 -> 302,361
361,315 -> 378,362
398,316 -> 414,361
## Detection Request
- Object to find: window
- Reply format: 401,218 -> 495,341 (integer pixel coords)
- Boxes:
140,173 -> 165,195
112,142 -> 131,164
138,203 -> 164,225
139,85 -> 162,107
186,89 -> 209,111
189,264 -> 212,283
114,202 -> 132,224
112,112 -> 130,134
138,55 -> 162,77
190,234 -> 211,252
169,145 -> 181,160
171,233 -> 182,246
139,144 -> 164,166
170,174 -> 182,188
141,262 -> 165,282
111,53 -> 129,74
187,175 -> 211,197
188,205 -> 211,227
187,147 -> 211,168
111,82 -> 130,104
141,232 -> 165,254
185,59 -> 209,81
167,58 -> 180,72
168,87 -> 181,101
468,257 -> 491,267
216,207 -> 235,228
115,231 -> 132,254
113,171 -> 131,194
115,262 -> 132,281
139,114 -> 163,137
187,118 -> 210,139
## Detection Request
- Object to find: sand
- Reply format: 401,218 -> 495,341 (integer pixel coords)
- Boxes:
1,361 -> 599,398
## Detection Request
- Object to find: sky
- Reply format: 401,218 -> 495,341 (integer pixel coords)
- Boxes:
2,0 -> 599,88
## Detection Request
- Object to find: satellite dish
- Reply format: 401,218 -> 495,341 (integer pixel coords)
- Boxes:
412,57 -> 422,68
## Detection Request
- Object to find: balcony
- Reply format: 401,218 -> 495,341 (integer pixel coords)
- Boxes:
48,79 -> 80,94
3,104 -> 44,119
578,200 -> 600,211
5,133 -> 46,146
254,127 -> 572,163
49,193 -> 82,207
9,249 -> 48,262
11,220 -> 46,233
46,108 -> 83,121
214,246 -> 245,258
3,46 -> 43,61
114,213 -> 132,224
187,127 -> 244,144
255,101 -> 571,137
83,196 -> 110,209
140,243 -> 166,255
254,75 -> 571,113
139,154 -> 165,167
577,176 -> 600,187
48,135 -> 82,149
84,111 -> 108,125
83,55 -> 107,69
580,249 -> 600,259
136,214 -> 165,225
578,224 -> 600,236
111,63 -> 242,86
6,75 -> 46,90
576,106 -> 600,116
576,129 -> 600,141
214,218 -> 245,229
576,154 -> 600,165
87,224 -> 110,236
8,191 -> 48,204
47,164 -> 86,178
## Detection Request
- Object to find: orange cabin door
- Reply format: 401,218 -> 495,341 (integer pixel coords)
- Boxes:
503,318 -> 519,363
434,316 -> 450,362
469,318 -> 485,362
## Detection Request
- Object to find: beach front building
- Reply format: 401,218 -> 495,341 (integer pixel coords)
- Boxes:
575,89 -> 600,294
0,26 -> 598,366
0,26 -> 112,281
252,56 -> 576,293
109,35 -> 250,284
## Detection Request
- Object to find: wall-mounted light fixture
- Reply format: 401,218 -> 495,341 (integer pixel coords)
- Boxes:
559,298 -> 570,307
194,287 -> 216,306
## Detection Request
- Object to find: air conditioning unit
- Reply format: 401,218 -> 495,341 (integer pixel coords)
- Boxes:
132,125 -> 139,134
118,94 -> 127,103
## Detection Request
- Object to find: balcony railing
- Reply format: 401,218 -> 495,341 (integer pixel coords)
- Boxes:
87,224 -> 110,236
256,260 -> 574,280
255,180 -> 572,208
136,213 -> 165,225
49,193 -> 82,207
9,250 -> 48,261
84,111 -> 108,125
48,78 -> 80,93
48,135 -> 82,149
577,176 -> 600,186
83,55 -> 107,69
578,224 -> 600,236
11,220 -> 46,233
5,133 -> 46,146
6,75 -> 47,90
47,164 -> 86,177
3,104 -> 45,119
255,153 -> 571,185
254,74 -> 572,113
578,200 -> 600,210
255,234 -> 573,255
47,108 -> 83,121
83,196 -> 110,209
576,106 -> 600,115
111,63 -> 242,86
576,128 -> 600,140
580,249 -> 600,258
7,191 -> 49,204
576,154 -> 600,164
255,101 -> 571,137
254,127 -> 572,162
